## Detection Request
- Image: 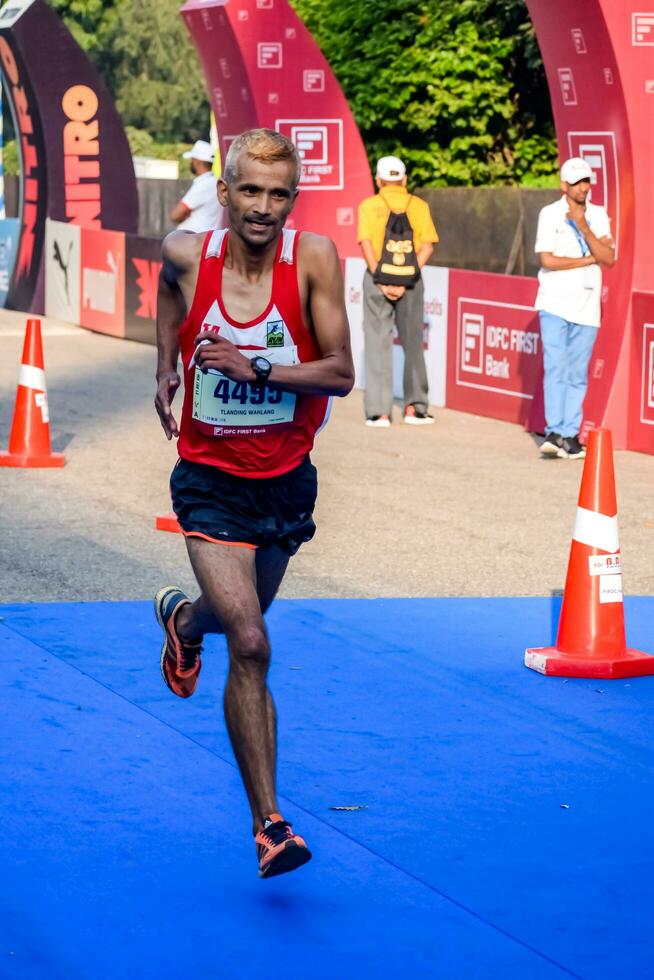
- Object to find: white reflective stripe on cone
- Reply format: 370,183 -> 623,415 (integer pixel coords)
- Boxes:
18,364 -> 47,391
573,506 -> 619,554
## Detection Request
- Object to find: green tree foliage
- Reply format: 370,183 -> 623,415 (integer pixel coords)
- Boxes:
49,0 -> 117,62
50,0 -> 209,144
289,0 -> 558,185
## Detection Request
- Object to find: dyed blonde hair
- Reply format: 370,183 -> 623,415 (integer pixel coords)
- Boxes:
223,129 -> 301,188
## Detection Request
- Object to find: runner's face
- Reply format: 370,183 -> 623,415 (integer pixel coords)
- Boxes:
219,156 -> 299,248
563,178 -> 591,204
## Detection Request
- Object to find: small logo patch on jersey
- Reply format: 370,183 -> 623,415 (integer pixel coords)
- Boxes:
266,320 -> 284,347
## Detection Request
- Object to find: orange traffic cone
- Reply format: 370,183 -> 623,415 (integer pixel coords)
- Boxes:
0,319 -> 65,468
155,513 -> 182,533
525,428 -> 654,678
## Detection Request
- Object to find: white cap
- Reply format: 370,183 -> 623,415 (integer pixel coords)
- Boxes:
560,157 -> 593,184
376,155 -> 406,181
182,140 -> 215,163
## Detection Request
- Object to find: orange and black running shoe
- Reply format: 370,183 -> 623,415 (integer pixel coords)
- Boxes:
255,813 -> 312,879
154,586 -> 202,699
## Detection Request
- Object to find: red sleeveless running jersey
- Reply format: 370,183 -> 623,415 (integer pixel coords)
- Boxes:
177,228 -> 330,479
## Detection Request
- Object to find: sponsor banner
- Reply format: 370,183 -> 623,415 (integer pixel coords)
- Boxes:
627,291 -> 654,452
0,0 -> 138,313
125,236 -> 162,344
45,219 -> 81,323
181,0 -> 373,258
80,227 -> 125,337
0,217 -> 20,307
344,258 -> 448,408
446,269 -> 541,424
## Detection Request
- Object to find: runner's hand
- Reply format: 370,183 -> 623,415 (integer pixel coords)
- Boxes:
193,331 -> 255,382
155,371 -> 181,440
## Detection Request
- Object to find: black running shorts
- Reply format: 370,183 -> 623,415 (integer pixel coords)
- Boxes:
170,455 -> 318,556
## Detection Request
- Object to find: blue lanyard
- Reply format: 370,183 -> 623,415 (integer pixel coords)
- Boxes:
566,218 -> 590,257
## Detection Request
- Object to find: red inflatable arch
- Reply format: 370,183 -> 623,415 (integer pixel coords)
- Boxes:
525,0 -> 653,451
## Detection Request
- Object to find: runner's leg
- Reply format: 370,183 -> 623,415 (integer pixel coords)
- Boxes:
182,537 -> 289,830
176,540 -> 289,636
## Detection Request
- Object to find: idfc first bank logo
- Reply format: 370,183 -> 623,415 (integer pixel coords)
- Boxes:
568,132 -> 619,255
457,299 -> 541,399
275,119 -> 343,190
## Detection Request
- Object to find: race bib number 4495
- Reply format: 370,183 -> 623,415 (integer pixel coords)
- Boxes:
192,345 -> 298,437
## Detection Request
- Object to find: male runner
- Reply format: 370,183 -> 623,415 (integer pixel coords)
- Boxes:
154,129 -> 354,879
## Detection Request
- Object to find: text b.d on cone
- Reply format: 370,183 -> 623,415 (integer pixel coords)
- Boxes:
0,318 -> 65,468
525,428 -> 653,678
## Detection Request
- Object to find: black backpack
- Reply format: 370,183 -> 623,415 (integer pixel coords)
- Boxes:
373,195 -> 420,288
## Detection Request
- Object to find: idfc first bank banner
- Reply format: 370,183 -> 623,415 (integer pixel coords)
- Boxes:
446,269 -> 542,427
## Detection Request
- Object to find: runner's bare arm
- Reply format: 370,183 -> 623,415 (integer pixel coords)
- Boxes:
193,235 -> 354,396
155,233 -> 194,439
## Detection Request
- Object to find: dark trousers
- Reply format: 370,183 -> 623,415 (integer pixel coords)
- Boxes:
362,271 -> 429,418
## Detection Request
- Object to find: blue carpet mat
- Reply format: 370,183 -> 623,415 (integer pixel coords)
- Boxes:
1,597 -> 653,979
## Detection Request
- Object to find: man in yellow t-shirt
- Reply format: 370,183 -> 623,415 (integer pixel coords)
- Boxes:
357,155 -> 439,426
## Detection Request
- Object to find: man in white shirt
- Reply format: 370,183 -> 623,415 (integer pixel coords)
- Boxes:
170,140 -> 222,233
534,157 -> 615,459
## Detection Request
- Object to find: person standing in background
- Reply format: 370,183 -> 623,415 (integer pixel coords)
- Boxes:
357,156 -> 439,427
170,139 -> 221,233
535,157 -> 615,459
